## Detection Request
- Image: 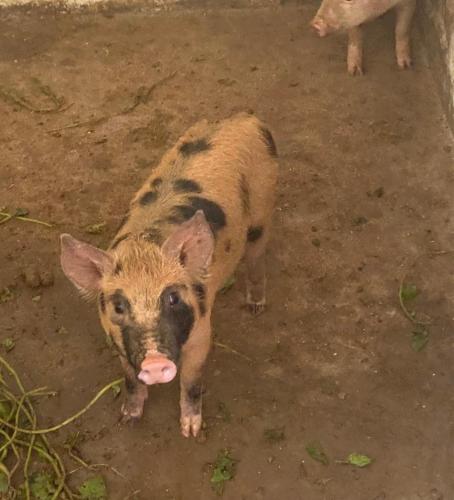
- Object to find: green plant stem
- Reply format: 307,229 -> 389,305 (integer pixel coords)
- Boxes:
0,211 -> 53,228
0,378 -> 124,434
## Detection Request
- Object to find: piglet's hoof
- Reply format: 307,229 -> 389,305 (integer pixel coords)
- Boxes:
348,61 -> 364,76
246,298 -> 266,316
180,413 -> 202,438
397,55 -> 412,69
119,403 -> 143,426
248,303 -> 266,316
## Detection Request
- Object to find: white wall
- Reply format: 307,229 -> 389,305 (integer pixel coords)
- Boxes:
0,0 -> 180,5
420,0 -> 454,132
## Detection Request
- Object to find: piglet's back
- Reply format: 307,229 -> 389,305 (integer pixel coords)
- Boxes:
110,113 -> 278,278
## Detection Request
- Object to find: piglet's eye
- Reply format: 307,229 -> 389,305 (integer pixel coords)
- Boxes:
114,302 -> 126,314
168,292 -> 180,306
110,291 -> 130,317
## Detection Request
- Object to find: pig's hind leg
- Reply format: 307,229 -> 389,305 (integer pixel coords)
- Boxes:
395,0 -> 416,69
119,356 -> 148,424
245,224 -> 269,315
347,26 -> 364,76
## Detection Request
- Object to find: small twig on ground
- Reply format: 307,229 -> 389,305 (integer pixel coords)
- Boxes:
68,463 -> 127,481
123,490 -> 142,500
47,116 -> 108,134
214,341 -> 252,362
121,72 -> 176,114
47,72 -> 176,134
0,78 -> 70,114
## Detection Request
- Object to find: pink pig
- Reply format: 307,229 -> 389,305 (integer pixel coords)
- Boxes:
310,0 -> 416,75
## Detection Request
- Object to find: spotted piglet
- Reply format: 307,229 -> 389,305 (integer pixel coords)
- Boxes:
60,113 -> 278,437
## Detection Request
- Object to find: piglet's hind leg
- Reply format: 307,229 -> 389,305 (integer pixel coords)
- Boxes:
395,0 -> 416,69
245,224 -> 270,315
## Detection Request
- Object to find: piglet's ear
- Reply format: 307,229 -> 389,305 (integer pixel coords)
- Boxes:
60,234 -> 114,294
162,210 -> 214,276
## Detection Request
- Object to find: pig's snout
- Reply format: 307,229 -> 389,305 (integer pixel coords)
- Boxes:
310,17 -> 329,37
138,355 -> 177,385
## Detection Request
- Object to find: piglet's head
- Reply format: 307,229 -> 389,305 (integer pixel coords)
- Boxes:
60,210 -> 214,385
310,0 -> 379,36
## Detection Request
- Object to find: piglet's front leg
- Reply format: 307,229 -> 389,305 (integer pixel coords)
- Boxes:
395,0 -> 416,69
179,317 -> 211,438
347,26 -> 364,76
119,355 -> 148,424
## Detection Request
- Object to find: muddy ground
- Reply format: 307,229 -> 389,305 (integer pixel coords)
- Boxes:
0,2 -> 454,499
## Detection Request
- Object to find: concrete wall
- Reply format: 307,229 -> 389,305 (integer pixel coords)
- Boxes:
419,0 -> 454,132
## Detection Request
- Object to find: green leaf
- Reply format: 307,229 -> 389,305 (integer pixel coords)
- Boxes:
2,338 -> 15,352
400,283 -> 419,301
15,208 -> 29,217
30,471 -> 56,500
0,287 -> 14,304
347,453 -> 372,468
306,442 -> 329,465
85,222 -> 107,235
210,450 -> 236,495
373,186 -> 384,198
219,276 -> 236,294
211,467 -> 231,483
264,427 -> 286,443
79,476 -> 107,500
411,328 -> 429,352
352,216 -> 368,226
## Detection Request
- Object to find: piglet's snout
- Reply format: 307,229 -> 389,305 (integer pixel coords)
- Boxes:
138,355 -> 177,385
310,18 -> 328,37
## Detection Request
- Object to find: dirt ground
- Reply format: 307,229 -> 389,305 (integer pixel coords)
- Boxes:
0,1 -> 454,499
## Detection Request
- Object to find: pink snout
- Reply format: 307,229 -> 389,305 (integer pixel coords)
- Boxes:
310,17 -> 329,37
138,355 -> 177,385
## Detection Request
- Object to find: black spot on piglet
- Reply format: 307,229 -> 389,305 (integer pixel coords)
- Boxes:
192,282 -> 206,316
139,191 -> 158,205
247,226 -> 263,243
173,178 -> 202,194
157,286 -> 195,361
240,174 -> 250,215
187,383 -> 203,404
168,197 -> 226,235
179,138 -> 211,157
142,227 -> 163,245
99,292 -> 106,313
260,126 -> 277,157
